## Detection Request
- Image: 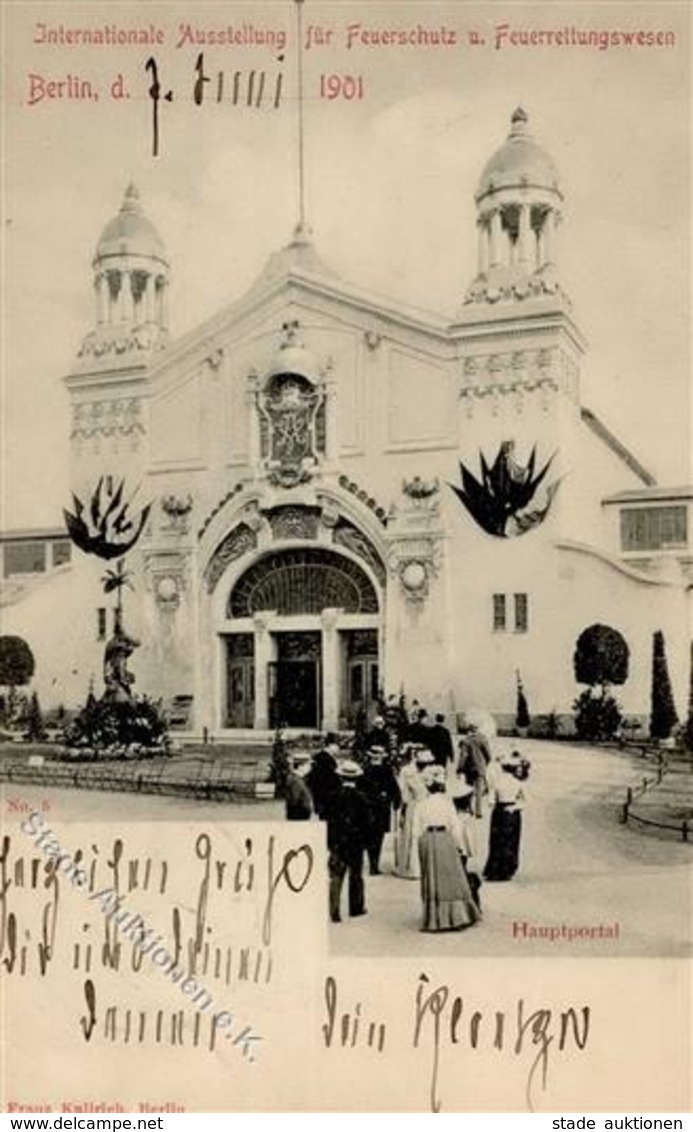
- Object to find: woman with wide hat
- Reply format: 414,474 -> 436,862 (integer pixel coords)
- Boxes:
412,765 -> 481,932
393,745 -> 434,879
483,750 -> 530,881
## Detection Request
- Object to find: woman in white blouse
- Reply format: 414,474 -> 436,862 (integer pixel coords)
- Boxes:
483,750 -> 530,881
412,766 -> 481,932
393,745 -> 432,879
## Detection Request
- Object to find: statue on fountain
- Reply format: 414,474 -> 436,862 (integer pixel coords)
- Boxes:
103,611 -> 140,703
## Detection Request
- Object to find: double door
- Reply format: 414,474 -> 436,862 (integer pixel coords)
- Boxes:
269,631 -> 322,729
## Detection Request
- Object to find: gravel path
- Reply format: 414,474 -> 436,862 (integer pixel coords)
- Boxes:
2,741 -> 690,957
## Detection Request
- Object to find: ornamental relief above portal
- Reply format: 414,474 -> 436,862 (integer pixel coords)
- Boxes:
203,500 -> 388,597
259,373 -> 324,488
204,523 -> 258,594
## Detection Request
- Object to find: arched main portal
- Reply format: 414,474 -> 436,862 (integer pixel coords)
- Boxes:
224,546 -> 382,731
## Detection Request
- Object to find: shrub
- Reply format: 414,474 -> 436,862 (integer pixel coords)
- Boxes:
573,688 -> 622,742
683,643 -> 693,753
269,727 -> 291,795
650,630 -> 678,741
0,636 -> 35,689
516,677 -> 530,730
574,624 -> 629,692
25,691 -> 46,742
63,695 -> 168,754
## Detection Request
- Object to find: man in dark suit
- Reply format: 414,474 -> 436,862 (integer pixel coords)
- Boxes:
327,760 -> 370,922
407,707 -> 431,746
360,746 -> 401,874
456,724 -> 492,817
305,733 -> 341,820
283,753 -> 313,821
428,712 -> 455,767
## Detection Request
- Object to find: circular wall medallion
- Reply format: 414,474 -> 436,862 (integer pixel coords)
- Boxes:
401,561 -> 427,592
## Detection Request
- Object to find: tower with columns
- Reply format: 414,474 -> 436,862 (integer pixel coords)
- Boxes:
64,184 -> 171,498
91,182 -> 170,334
468,106 -> 564,300
454,106 -> 586,538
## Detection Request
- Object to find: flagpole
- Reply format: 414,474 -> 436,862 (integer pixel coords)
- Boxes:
294,0 -> 306,232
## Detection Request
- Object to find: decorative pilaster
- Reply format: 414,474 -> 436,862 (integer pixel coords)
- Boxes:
246,370 -> 261,469
489,209 -> 502,268
477,217 -> 488,276
143,274 -> 154,323
517,203 -> 530,265
543,210 -> 556,265
119,270 -> 132,322
252,612 -> 273,729
95,274 -> 107,324
321,358 -> 338,465
320,607 -> 342,731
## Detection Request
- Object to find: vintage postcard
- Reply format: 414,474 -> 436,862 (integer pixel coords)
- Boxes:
1,0 -> 691,1114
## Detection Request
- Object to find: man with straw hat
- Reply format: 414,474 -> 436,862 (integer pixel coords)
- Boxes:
327,759 -> 370,923
361,745 -> 401,875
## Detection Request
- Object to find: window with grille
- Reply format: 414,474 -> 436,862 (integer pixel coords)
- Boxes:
4,541 -> 46,576
514,593 -> 528,632
229,547 -> 379,617
620,506 -> 687,552
493,592 -> 529,632
97,608 -> 107,641
492,593 -> 506,631
52,540 -> 72,567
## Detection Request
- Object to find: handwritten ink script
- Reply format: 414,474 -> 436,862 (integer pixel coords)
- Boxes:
2,818 -> 315,1063
322,973 -> 591,1114
145,54 -> 284,156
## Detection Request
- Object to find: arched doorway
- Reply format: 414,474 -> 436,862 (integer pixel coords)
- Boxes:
224,546 -> 381,730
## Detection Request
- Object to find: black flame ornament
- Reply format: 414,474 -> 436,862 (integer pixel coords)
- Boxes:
450,441 -> 561,537
64,477 -> 151,560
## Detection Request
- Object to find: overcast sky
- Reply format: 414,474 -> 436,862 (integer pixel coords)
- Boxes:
2,0 -> 690,527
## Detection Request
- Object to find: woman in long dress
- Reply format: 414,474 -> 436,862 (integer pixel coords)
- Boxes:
483,751 -> 530,881
393,746 -> 431,878
412,766 -> 481,932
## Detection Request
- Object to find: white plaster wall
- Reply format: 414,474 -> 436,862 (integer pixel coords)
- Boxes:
1,557 -> 107,711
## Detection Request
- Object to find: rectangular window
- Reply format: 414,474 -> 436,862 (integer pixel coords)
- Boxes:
620,506 -> 688,552
51,540 -> 72,567
514,593 -> 529,633
97,608 -> 107,641
492,593 -> 506,632
4,541 -> 46,576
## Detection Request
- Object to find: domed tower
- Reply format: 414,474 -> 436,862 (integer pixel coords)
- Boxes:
66,185 -> 170,491
78,183 -> 170,361
465,106 -> 566,305
453,109 -> 587,538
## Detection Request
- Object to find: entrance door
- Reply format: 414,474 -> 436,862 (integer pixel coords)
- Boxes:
344,629 -> 379,727
270,631 -> 322,729
226,635 -> 255,728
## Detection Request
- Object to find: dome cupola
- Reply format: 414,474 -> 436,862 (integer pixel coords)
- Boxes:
465,108 -> 566,307
95,183 -> 168,267
78,185 -> 171,365
476,107 -> 561,201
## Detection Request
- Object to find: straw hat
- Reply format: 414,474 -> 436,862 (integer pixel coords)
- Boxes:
422,765 -> 446,787
337,759 -> 363,779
